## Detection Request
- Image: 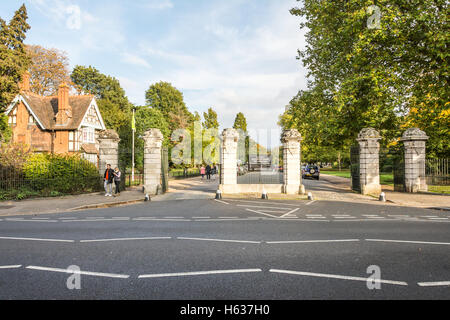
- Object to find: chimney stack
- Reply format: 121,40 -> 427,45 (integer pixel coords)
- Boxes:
56,83 -> 72,125
19,71 -> 31,92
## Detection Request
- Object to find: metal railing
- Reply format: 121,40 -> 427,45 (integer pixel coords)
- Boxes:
426,158 -> 449,186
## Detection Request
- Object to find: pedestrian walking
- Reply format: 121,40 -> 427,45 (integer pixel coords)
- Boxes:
206,164 -> 211,180
103,164 -> 114,196
200,165 -> 206,179
113,167 -> 121,196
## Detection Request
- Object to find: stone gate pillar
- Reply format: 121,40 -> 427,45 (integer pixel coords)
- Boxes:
401,128 -> 429,193
219,128 -> 239,192
357,128 -> 381,195
98,129 -> 120,175
143,129 -> 164,195
282,129 -> 302,194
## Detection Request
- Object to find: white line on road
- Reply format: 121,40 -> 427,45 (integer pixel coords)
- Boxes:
139,268 -> 262,279
280,208 -> 300,218
417,281 -> 450,287
269,269 -> 408,286
387,215 -> 409,217
0,265 -> 22,269
245,209 -> 279,218
4,219 -> 57,223
219,217 -> 239,219
420,216 -> 438,218
429,218 -> 448,220
307,216 -> 326,219
164,217 -> 185,219
362,215 -> 380,217
238,205 -> 292,210
177,237 -> 260,244
214,199 -> 230,205
133,218 -> 189,221
80,237 -> 172,243
365,239 -> 450,246
59,217 -> 77,220
227,200 -> 299,207
0,236 -> 74,243
266,239 -> 360,244
334,216 -> 356,219
62,218 -> 128,222
31,218 -> 49,220
192,217 -> 210,219
305,201 -> 316,206
26,266 -> 129,278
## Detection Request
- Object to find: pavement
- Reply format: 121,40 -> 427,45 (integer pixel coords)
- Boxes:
0,198 -> 449,299
0,174 -> 448,217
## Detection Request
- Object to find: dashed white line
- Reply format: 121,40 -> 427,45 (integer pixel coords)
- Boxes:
417,281 -> 450,287
0,236 -> 74,243
305,201 -> 316,206
269,269 -> 408,286
26,265 -> 129,279
0,265 -> 22,269
80,237 -> 172,243
266,239 -> 360,244
228,200 -> 299,207
139,268 -> 262,279
177,237 -> 260,244
366,239 -> 450,246
4,219 -> 57,223
192,217 -> 210,219
429,218 -> 448,220
218,217 -> 239,219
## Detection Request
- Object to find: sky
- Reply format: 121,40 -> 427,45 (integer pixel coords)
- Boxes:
1,0 -> 308,145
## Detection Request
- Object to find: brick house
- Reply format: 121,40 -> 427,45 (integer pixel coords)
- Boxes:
5,73 -> 106,165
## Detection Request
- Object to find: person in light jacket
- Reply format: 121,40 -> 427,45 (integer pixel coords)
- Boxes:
113,167 -> 121,196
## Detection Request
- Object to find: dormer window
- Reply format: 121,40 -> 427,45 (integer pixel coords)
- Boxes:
28,115 -> 35,124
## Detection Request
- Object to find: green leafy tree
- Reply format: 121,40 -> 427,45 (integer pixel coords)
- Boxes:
233,112 -> 249,163
0,4 -> 31,141
145,81 -> 193,131
203,107 -> 219,129
233,112 -> 247,132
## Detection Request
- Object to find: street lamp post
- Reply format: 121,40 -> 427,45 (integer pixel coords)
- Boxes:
132,107 -> 135,182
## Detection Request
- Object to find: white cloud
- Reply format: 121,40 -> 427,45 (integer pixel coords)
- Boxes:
122,53 -> 151,69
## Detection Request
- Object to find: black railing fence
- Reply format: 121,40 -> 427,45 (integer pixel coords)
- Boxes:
426,158 -> 449,186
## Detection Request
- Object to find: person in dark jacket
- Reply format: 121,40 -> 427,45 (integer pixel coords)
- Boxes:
103,164 -> 114,196
206,164 -> 211,180
113,167 -> 121,196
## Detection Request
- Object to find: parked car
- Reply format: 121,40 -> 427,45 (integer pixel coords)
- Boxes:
302,165 -> 320,180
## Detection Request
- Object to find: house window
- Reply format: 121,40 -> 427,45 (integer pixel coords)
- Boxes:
28,115 -> 35,124
69,131 -> 75,152
82,127 -> 95,143
8,108 -> 17,125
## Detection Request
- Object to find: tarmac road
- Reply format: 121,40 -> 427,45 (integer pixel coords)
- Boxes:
0,198 -> 449,299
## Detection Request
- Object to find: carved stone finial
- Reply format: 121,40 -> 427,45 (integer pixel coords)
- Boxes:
401,128 -> 429,141
143,128 -> 164,141
98,129 -> 120,141
357,128 -> 380,140
222,128 -> 239,139
282,129 -> 302,142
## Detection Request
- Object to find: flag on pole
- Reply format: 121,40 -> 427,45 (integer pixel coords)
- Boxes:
131,110 -> 136,131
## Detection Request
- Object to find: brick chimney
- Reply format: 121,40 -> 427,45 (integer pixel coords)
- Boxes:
55,83 -> 72,125
18,71 -> 30,92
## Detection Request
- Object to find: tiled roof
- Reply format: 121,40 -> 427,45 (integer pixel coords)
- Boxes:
20,92 -> 94,130
81,143 -> 99,154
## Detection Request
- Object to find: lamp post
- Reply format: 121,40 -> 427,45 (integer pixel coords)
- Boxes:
132,107 -> 136,182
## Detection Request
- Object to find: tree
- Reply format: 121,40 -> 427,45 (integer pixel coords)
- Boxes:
288,0 -> 449,158
0,4 -> 31,141
233,112 -> 247,132
203,107 -> 219,129
26,45 -> 72,96
145,81 -> 193,131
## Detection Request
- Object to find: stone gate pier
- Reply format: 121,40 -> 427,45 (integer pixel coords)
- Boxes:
98,129 -> 120,175
143,129 -> 164,195
357,128 -> 381,195
401,128 -> 429,193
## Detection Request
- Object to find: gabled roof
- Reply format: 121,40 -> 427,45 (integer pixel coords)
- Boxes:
6,92 -> 103,131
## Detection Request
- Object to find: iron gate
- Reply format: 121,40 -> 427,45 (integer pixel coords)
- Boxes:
350,145 -> 360,192
161,147 -> 169,193
392,147 -> 405,192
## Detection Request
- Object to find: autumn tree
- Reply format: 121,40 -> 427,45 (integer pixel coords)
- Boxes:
0,4 -> 31,142
202,107 -> 219,129
26,45 -> 72,96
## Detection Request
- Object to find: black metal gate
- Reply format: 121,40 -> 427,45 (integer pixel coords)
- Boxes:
350,145 -> 360,192
392,147 -> 405,192
161,147 -> 169,193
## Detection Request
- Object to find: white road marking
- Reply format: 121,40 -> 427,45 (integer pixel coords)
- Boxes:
366,239 -> 450,246
177,237 -> 260,244
420,216 -> 438,218
305,201 -> 316,206
266,239 -> 360,244
228,199 -> 299,207
365,216 -> 386,219
0,265 -> 22,269
417,281 -> 450,287
306,214 -> 324,217
194,218 -> 260,222
59,217 -> 77,220
257,210 -> 288,213
31,218 -> 49,220
245,209 -> 279,219
269,269 -> 408,286
80,237 -> 172,243
0,236 -> 74,243
333,215 -> 351,217
192,217 -> 210,219
26,265 -> 129,278
334,216 -> 356,219
4,219 -> 57,223
429,218 -> 448,220
362,215 -> 380,217
307,216 -> 326,219
219,217 -> 239,219
164,217 -> 184,219
238,205 -> 291,210
139,268 -> 262,279
388,215 -> 409,217
214,199 -> 230,205
89,217 -> 104,219
133,218 -> 189,221
62,218 -> 128,222
280,208 -> 300,218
